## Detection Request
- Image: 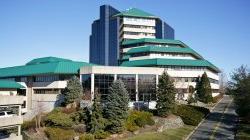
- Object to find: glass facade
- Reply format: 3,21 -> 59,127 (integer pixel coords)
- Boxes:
138,74 -> 156,102
117,74 -> 136,101
94,74 -> 114,100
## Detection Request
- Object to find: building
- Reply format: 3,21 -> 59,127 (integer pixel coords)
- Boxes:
0,57 -> 93,119
89,5 -> 174,66
0,80 -> 24,140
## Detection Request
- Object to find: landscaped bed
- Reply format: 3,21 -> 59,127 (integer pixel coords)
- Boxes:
125,125 -> 195,140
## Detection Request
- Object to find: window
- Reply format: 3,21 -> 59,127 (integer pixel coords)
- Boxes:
94,74 -> 114,101
138,75 -> 156,101
34,89 -> 60,94
35,75 -> 59,82
117,74 -> 136,101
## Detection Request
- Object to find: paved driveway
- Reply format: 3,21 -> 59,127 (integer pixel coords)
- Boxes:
189,95 -> 238,140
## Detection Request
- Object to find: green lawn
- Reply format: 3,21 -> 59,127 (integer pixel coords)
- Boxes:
125,125 -> 195,140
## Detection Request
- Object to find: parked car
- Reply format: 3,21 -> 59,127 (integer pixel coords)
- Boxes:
0,111 -> 15,118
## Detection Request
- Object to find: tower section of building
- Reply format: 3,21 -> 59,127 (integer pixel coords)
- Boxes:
89,5 -> 175,66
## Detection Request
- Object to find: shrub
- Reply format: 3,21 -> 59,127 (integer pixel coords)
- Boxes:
22,120 -> 36,130
174,105 -> 209,126
93,130 -> 110,139
45,108 -> 74,127
44,127 -> 75,140
125,110 -> 155,132
79,133 -> 95,140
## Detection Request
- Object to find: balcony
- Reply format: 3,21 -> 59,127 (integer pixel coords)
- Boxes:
0,116 -> 23,127
0,96 -> 24,106
32,81 -> 67,89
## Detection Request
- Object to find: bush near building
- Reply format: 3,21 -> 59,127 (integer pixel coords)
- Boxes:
104,80 -> 130,134
174,105 -> 210,126
63,76 -> 83,105
125,110 -> 155,132
196,72 -> 213,103
44,108 -> 74,128
44,127 -> 76,140
156,71 -> 176,117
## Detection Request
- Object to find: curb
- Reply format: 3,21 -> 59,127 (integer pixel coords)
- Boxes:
184,96 -> 224,140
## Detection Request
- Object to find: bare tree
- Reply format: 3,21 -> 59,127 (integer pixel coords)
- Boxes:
219,69 -> 228,94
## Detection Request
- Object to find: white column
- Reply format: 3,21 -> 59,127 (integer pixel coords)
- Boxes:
135,74 -> 139,102
18,125 -> 21,136
114,74 -> 117,81
91,74 -> 95,102
18,105 -> 21,116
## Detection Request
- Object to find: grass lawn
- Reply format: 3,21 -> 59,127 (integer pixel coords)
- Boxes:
125,125 -> 195,140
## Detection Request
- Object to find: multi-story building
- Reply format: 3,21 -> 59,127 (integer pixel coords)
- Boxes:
88,5 -> 220,108
89,5 -> 174,66
0,80 -> 24,140
0,57 -> 93,119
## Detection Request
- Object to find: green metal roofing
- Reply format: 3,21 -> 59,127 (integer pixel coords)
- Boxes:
122,38 -> 188,48
126,46 -> 203,59
0,57 -> 94,78
122,55 -> 130,60
26,57 -> 72,65
114,8 -> 156,18
0,80 -> 24,89
121,58 -> 220,72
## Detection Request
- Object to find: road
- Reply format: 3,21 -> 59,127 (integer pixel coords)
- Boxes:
189,95 -> 238,140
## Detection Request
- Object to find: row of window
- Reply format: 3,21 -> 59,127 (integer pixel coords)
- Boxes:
123,31 -> 155,36
130,52 -> 194,59
123,24 -> 155,30
123,17 -> 155,22
173,77 -> 219,84
0,75 -> 75,83
34,89 -> 60,94
122,42 -> 182,48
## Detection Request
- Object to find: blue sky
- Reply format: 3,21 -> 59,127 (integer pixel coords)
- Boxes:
0,0 -> 249,76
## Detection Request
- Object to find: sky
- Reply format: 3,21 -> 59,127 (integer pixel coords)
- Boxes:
0,0 -> 250,77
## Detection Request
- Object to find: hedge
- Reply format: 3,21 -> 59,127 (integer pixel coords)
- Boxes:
44,127 -> 75,140
125,110 -> 155,132
174,105 -> 210,126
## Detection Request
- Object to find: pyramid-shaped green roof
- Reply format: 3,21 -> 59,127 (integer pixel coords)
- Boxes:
0,57 -> 95,78
114,8 -> 157,18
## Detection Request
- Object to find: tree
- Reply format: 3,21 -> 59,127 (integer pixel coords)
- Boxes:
63,76 -> 83,105
156,71 -> 176,117
196,72 -> 213,103
104,80 -> 129,133
219,69 -> 228,94
187,85 -> 196,104
228,65 -> 250,117
88,92 -> 105,133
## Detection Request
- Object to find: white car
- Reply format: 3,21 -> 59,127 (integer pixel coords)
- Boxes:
0,111 -> 15,118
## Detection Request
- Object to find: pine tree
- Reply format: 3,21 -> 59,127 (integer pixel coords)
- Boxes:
196,72 -> 213,103
156,71 -> 176,117
63,76 -> 83,105
88,92 -> 105,133
104,80 -> 129,133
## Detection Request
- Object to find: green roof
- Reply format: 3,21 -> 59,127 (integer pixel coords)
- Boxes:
126,46 -> 203,59
0,57 -> 94,78
0,80 -> 24,89
114,8 -> 156,18
121,58 -> 220,72
122,38 -> 188,47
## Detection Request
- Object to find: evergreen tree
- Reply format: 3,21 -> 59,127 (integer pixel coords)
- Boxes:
196,72 -> 213,103
156,71 -> 176,117
63,76 -> 83,105
88,92 -> 105,133
104,80 -> 129,133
